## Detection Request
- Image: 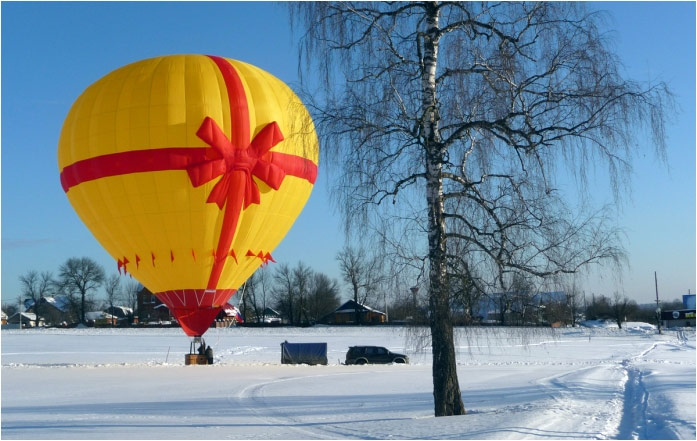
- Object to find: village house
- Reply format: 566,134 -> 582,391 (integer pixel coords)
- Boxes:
250,307 -> 283,324
24,296 -> 75,326
322,300 -> 387,325
104,306 -> 135,326
5,312 -> 44,328
261,307 -> 283,324
213,303 -> 244,328
85,311 -> 118,327
137,286 -> 173,323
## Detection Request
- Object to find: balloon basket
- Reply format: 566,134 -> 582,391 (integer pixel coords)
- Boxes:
185,354 -> 209,365
186,337 -> 211,365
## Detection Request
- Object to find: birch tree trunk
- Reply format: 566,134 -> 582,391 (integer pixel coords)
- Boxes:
422,3 -> 465,416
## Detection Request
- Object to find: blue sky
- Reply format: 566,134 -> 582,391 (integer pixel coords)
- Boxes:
1,1 -> 694,306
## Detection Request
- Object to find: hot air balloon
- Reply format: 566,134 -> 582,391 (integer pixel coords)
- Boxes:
58,55 -> 319,347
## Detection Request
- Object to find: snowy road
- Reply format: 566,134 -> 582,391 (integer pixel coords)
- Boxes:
1,326 -> 694,439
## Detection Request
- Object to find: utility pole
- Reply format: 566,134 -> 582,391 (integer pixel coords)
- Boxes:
410,286 -> 419,322
655,271 -> 662,335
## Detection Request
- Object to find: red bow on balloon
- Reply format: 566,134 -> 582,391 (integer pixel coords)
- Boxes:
187,116 -> 286,210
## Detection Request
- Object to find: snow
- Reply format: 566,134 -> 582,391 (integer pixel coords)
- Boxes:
1,324 -> 694,439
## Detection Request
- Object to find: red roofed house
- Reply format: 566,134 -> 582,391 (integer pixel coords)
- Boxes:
214,303 -> 244,328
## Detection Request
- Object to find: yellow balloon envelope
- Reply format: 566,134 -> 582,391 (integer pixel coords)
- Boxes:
58,55 -> 319,336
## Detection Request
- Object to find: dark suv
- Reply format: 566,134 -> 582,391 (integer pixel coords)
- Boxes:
345,346 -> 409,365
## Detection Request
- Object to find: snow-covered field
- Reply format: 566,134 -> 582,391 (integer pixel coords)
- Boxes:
1,324 -> 694,439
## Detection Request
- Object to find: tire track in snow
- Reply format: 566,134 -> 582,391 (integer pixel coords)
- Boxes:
231,370 -> 387,439
233,375 -> 325,439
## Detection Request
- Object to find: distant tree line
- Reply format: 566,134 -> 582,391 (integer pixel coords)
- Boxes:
4,256 -> 344,328
3,257 -> 141,327
385,271 -> 679,331
4,254 -> 677,330
239,261 -> 342,325
584,293 -> 684,329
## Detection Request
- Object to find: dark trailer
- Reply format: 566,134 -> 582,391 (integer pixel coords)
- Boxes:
280,341 -> 328,365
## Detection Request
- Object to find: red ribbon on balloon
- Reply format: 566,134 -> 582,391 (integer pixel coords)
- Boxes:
187,115 -> 297,289
188,117 -> 285,209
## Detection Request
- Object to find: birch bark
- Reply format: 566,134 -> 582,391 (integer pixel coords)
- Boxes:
422,2 -> 465,416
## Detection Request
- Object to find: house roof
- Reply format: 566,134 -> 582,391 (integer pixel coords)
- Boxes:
106,306 -> 133,317
333,300 -> 385,315
219,303 -> 244,322
221,303 -> 240,316
24,296 -> 71,313
43,296 -> 71,312
477,291 -> 567,316
263,307 -> 281,317
10,312 -> 37,321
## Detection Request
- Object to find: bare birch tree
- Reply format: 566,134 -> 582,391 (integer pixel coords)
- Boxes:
291,1 -> 671,416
